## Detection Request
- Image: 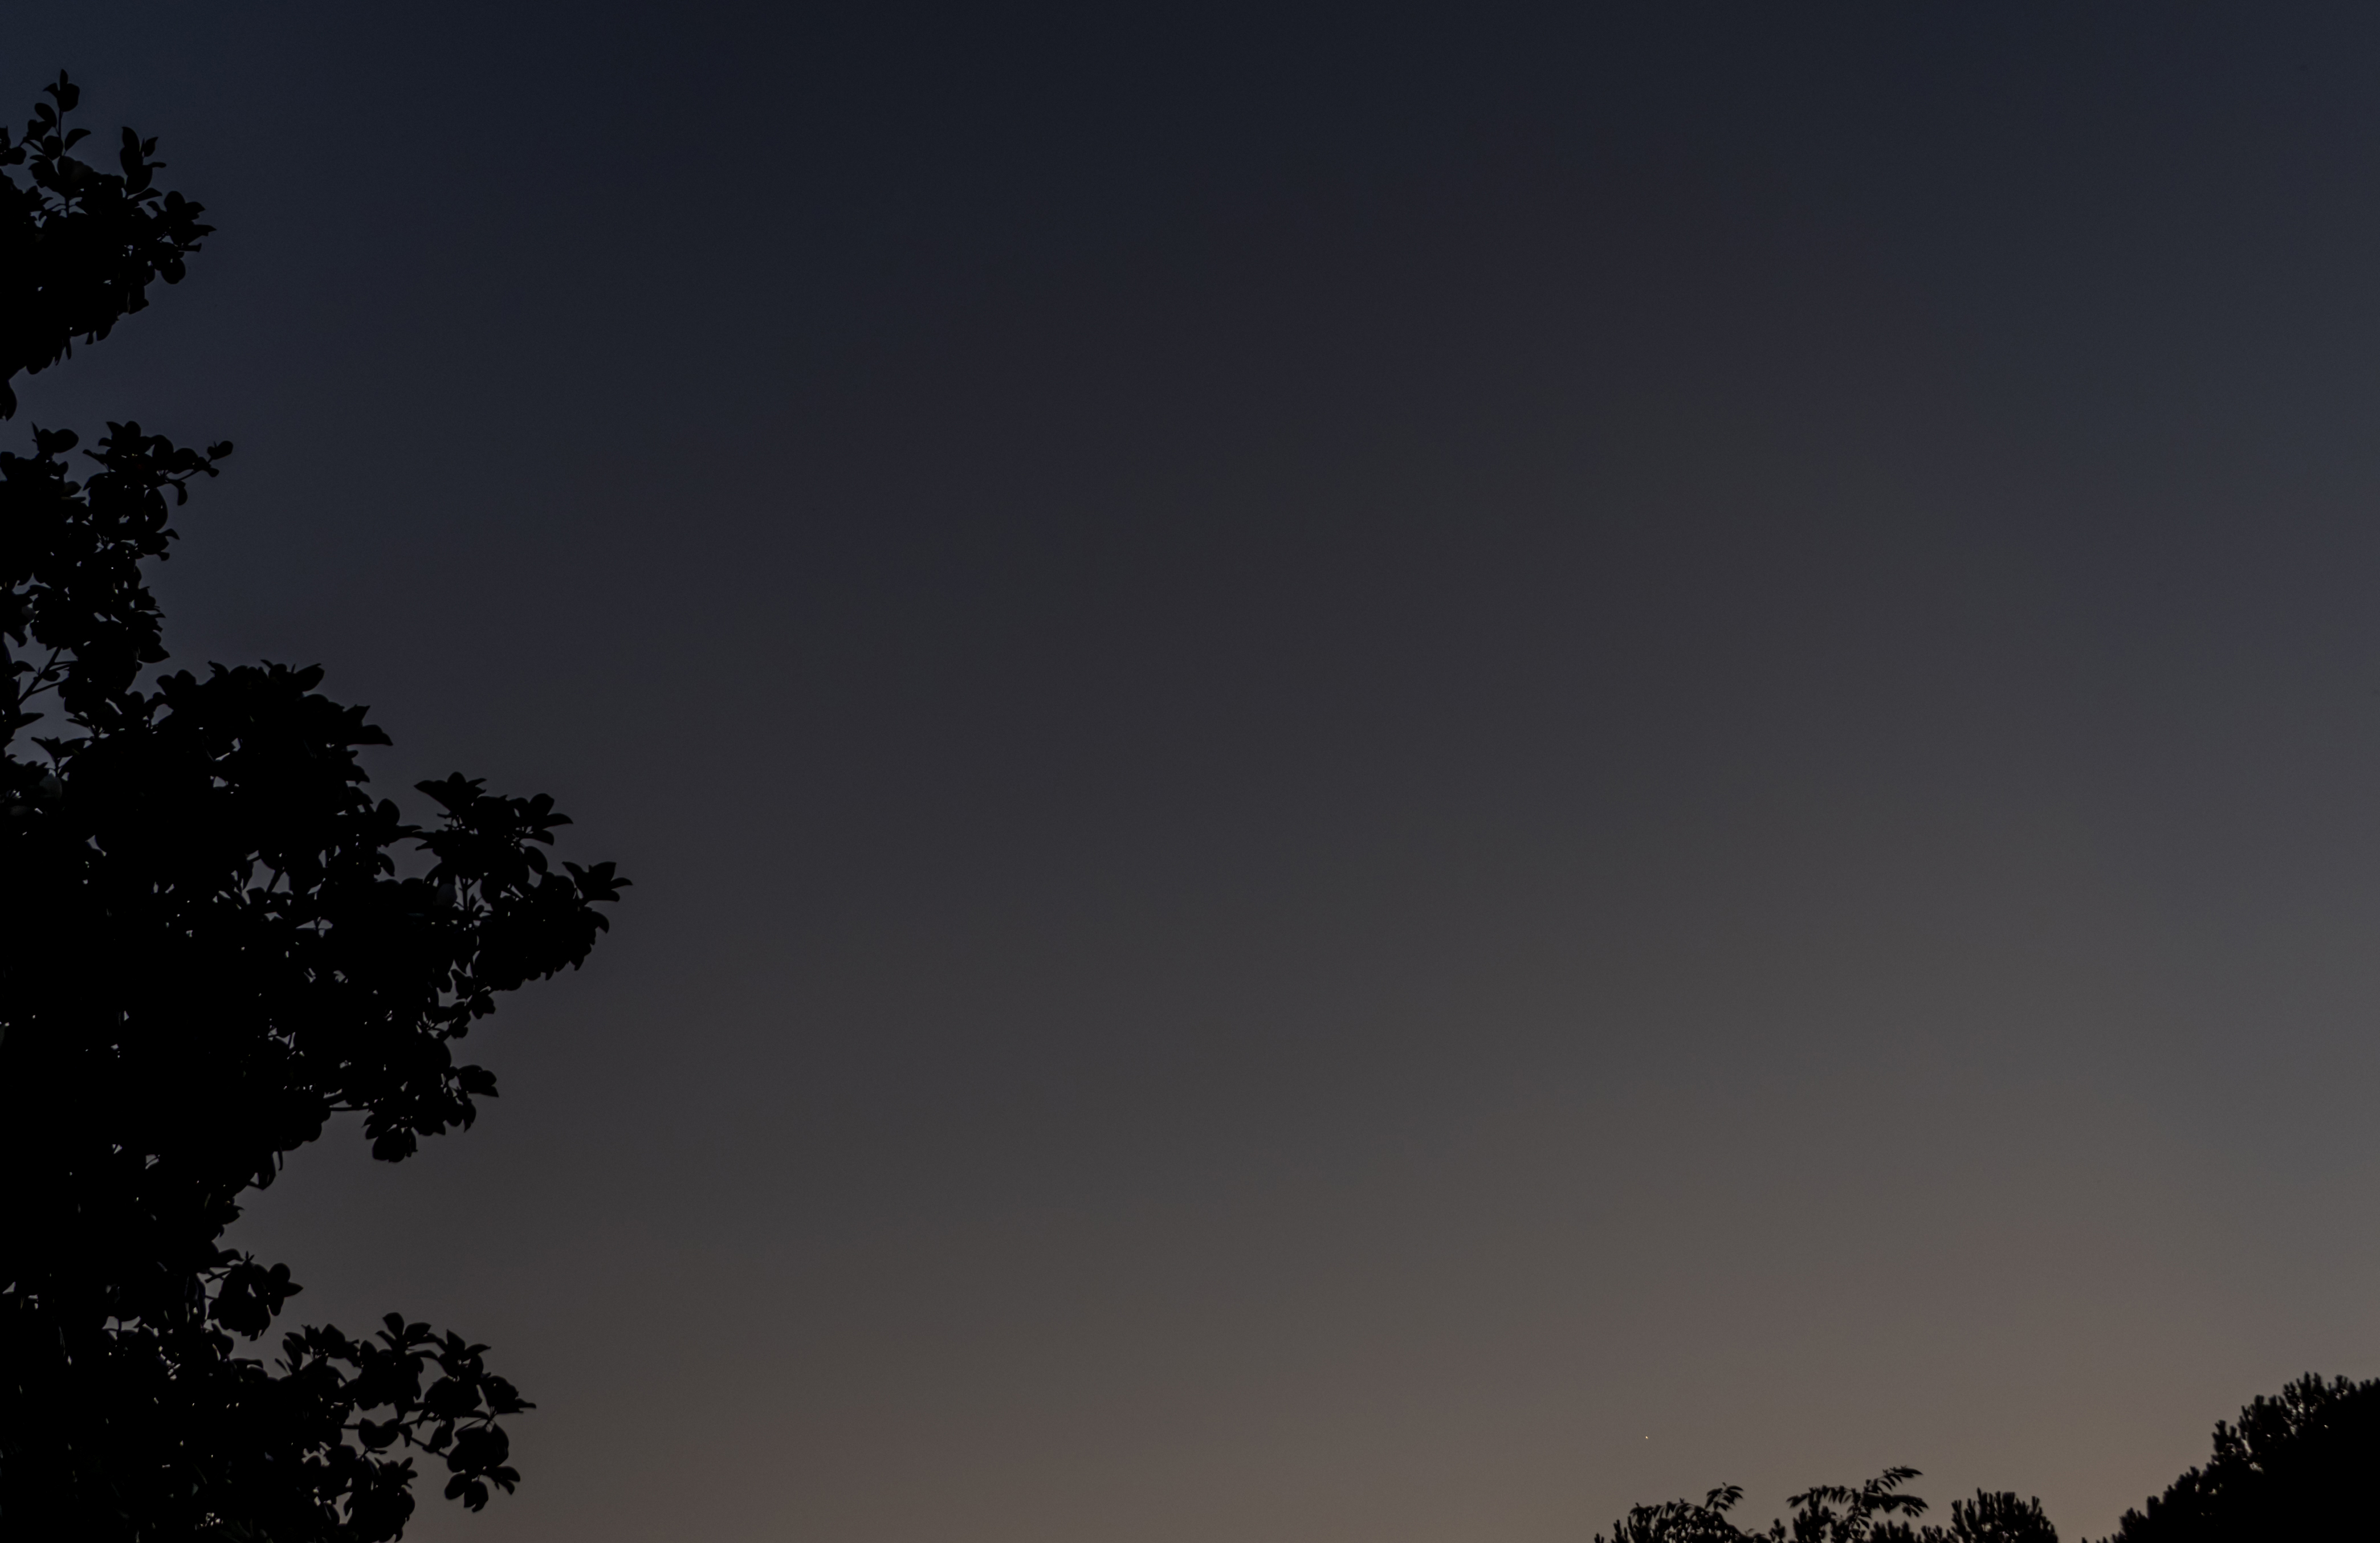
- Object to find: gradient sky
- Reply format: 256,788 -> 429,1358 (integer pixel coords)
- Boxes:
19,5 -> 2380,1539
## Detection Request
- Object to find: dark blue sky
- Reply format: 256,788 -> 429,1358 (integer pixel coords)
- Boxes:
20,5 -> 2380,1538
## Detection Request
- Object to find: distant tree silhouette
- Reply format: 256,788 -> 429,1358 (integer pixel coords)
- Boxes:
2098,1374 -> 2380,1542
1600,1370 -> 2380,1543
1601,1469 -> 2056,1543
1,72 -> 626,1541
1603,1483 -> 1763,1543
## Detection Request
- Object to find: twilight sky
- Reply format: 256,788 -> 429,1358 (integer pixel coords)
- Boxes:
21,5 -> 2380,1538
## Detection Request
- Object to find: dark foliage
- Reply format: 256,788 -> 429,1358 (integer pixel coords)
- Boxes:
1601,1470 -> 2056,1543
0,72 -> 207,422
0,73 -> 626,1540
2098,1374 -> 2380,1543
1937,1492 -> 2057,1543
1601,1370 -> 2380,1543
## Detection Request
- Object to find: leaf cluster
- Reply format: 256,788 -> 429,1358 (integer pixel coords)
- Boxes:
0,74 -> 624,1541
8,1294 -> 536,1542
0,71 -> 211,418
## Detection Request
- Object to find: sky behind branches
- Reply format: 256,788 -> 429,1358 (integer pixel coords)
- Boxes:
18,5 -> 2380,1538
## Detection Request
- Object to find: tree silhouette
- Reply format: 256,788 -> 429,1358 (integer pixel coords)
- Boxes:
1601,1470 -> 2056,1543
1597,1369 -> 2380,1543
2099,1374 -> 2380,1542
1,72 -> 625,1540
